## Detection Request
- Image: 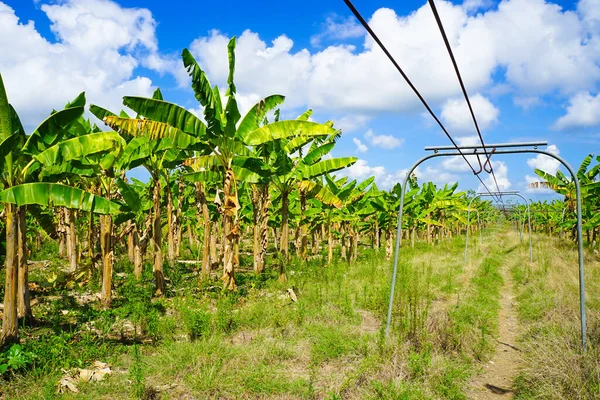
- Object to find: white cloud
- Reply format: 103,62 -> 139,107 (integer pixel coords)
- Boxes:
526,144 -> 560,174
185,0 -> 600,118
335,114 -> 371,133
462,0 -> 494,12
353,138 -> 368,153
342,159 -> 459,190
310,15 -> 364,47
364,129 -> 403,149
0,0 -> 175,128
477,160 -> 511,192
513,96 -> 542,110
440,93 -> 499,134
554,92 -> 600,130
440,135 -> 483,173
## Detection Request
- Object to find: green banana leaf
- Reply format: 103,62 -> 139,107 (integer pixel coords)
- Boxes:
0,183 -> 122,214
301,157 -> 357,179
23,106 -> 85,154
34,132 -> 125,168
237,95 -> 285,141
244,120 -> 336,146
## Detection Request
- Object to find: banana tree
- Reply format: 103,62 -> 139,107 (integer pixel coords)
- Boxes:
321,175 -> 374,263
93,87 -> 202,295
245,116 -> 354,276
0,75 -> 119,344
535,154 -> 600,243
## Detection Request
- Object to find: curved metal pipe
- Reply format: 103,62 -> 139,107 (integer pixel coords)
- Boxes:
385,148 -> 586,351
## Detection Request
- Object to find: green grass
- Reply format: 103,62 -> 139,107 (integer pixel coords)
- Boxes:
510,233 -> 600,400
4,227 -> 596,399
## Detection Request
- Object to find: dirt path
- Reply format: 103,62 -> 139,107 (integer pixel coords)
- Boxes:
468,247 -> 521,399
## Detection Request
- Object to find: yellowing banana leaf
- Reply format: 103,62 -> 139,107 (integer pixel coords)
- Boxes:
122,97 -> 206,137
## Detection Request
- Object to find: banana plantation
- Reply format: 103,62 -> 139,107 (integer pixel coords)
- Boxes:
1,37 -> 599,399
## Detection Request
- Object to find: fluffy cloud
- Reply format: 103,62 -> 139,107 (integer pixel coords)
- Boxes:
440,135 -> 484,173
364,129 -> 403,149
0,0 -> 167,127
477,160 -> 511,192
353,138 -> 368,153
310,15 -> 364,47
513,96 -> 542,110
343,159 -> 459,189
440,93 -> 499,134
335,114 -> 371,133
186,0 -> 600,118
526,144 -> 561,174
554,92 -> 600,130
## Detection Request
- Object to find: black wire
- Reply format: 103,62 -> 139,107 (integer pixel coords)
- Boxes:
427,0 -> 504,205
342,0 -> 500,199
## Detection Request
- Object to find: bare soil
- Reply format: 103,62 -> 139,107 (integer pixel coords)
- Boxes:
468,262 -> 521,399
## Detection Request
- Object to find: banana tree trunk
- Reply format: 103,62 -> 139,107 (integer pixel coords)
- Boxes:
252,184 -> 270,274
17,206 -> 31,321
152,179 -> 165,295
352,227 -> 358,262
252,185 -> 260,273
341,222 -> 347,261
133,225 -> 143,279
386,225 -> 393,261
348,226 -> 354,263
210,223 -> 218,270
167,184 -> 175,263
374,219 -> 380,250
279,190 -> 289,281
299,190 -> 308,260
100,214 -> 113,308
312,229 -> 318,255
88,211 -> 95,276
221,168 -> 238,290
259,185 -> 270,274
328,223 -> 333,265
128,231 -> 134,263
65,208 -> 77,272
58,207 -> 66,257
196,182 -> 212,279
426,214 -> 432,245
175,181 -> 183,258
1,203 -> 19,345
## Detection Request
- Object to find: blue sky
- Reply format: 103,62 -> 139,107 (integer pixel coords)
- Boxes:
1,0 -> 599,203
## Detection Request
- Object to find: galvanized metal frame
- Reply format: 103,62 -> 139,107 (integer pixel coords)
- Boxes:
465,192 -> 532,264
385,145 -> 587,351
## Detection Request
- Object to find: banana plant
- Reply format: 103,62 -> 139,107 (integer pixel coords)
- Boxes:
321,175 -> 374,263
246,112 -> 354,277
0,75 -> 123,344
534,154 -> 600,243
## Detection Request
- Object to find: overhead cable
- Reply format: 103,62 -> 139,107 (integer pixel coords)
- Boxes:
342,0 -> 500,199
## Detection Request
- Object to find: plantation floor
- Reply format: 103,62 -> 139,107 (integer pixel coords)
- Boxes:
468,241 -> 521,399
1,226 -> 599,399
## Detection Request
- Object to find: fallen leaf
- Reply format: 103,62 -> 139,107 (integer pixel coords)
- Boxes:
78,369 -> 94,382
92,367 -> 112,382
57,377 -> 79,393
92,361 -> 109,369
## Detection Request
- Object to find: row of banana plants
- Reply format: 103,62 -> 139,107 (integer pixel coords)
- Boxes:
523,154 -> 600,243
0,37 -> 494,346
